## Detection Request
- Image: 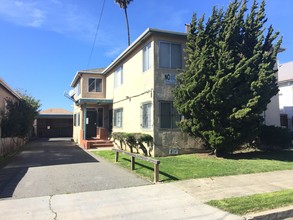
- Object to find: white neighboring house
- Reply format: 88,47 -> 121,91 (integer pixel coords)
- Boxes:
278,61 -> 293,130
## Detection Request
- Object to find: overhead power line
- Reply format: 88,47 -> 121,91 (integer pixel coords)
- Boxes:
87,0 -> 106,69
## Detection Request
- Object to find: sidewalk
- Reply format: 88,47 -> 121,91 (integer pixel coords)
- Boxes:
171,170 -> 293,202
0,170 -> 292,219
0,184 -> 241,220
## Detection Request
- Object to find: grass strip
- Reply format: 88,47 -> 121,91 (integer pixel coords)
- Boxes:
93,149 -> 293,182
207,189 -> 293,215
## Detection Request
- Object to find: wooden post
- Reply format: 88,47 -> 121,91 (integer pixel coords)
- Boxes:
131,156 -> 135,170
154,163 -> 159,183
115,151 -> 119,162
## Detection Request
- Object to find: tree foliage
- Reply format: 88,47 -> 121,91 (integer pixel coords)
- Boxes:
114,0 -> 133,46
173,0 -> 282,155
1,91 -> 41,138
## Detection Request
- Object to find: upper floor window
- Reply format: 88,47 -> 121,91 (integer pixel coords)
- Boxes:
141,102 -> 152,129
88,78 -> 102,92
114,66 -> 123,88
143,43 -> 151,72
159,42 -> 182,69
159,101 -> 181,129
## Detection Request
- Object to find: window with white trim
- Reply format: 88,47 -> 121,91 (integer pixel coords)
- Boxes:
143,43 -> 151,72
114,66 -> 123,88
114,108 -> 123,128
159,42 -> 182,69
88,78 -> 102,92
141,102 -> 151,129
159,101 -> 181,129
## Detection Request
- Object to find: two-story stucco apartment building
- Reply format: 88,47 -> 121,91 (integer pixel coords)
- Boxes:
70,28 -> 281,157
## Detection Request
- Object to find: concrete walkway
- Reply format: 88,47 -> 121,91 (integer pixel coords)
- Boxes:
0,170 -> 293,219
0,184 -> 241,220
171,170 -> 293,202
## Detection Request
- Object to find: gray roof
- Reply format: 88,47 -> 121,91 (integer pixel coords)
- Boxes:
79,68 -> 105,74
278,61 -> 293,83
71,67 -> 106,87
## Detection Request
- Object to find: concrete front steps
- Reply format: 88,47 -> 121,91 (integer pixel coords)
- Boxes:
83,139 -> 113,149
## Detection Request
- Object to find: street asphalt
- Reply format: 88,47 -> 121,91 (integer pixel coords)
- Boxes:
0,138 -> 292,219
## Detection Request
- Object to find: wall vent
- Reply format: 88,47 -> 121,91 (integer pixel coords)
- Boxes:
169,148 -> 179,155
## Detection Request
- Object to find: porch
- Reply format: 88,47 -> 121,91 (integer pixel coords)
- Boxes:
80,128 -> 113,149
74,98 -> 113,149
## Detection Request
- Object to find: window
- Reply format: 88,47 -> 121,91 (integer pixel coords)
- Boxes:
160,101 -> 181,129
143,43 -> 151,72
141,103 -> 151,129
88,78 -> 102,92
77,112 -> 80,126
73,114 -> 77,126
159,42 -> 182,69
114,108 -> 123,128
114,66 -> 123,88
97,108 -> 104,127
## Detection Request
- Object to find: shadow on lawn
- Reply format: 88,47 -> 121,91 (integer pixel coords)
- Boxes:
222,149 -> 293,162
122,158 -> 178,182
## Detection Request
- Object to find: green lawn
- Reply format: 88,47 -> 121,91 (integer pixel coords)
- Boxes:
93,149 -> 293,182
207,189 -> 293,215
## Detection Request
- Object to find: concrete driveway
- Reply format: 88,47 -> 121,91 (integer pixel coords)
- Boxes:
0,138 -> 150,199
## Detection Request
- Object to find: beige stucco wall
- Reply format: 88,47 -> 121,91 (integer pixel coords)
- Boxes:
151,34 -> 205,156
111,40 -> 155,134
80,73 -> 106,99
108,33 -> 206,156
106,73 -> 114,99
73,104 -> 82,143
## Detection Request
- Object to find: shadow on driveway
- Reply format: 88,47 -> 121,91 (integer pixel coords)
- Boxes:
0,138 -> 99,198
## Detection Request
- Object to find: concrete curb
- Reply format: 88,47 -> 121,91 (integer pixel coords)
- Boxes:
243,205 -> 293,220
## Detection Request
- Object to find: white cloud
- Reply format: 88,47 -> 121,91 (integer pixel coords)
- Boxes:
105,46 -> 125,58
0,0 -> 98,42
0,0 -> 46,27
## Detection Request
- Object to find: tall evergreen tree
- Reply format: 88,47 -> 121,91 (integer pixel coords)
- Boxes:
173,0 -> 282,155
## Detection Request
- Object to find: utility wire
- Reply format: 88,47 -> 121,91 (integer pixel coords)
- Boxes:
87,0 -> 106,69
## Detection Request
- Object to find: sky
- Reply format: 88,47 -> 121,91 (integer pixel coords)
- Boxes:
0,0 -> 292,112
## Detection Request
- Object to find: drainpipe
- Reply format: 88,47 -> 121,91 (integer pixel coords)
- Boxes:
83,103 -> 87,140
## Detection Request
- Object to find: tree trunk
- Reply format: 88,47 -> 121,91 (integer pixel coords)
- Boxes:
124,8 -> 131,46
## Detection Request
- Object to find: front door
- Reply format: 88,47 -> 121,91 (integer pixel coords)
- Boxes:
86,110 -> 97,138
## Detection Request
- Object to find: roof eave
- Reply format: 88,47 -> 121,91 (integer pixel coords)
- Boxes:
70,71 -> 82,87
0,78 -> 22,100
102,28 -> 186,75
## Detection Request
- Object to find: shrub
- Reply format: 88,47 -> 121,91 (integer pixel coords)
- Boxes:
258,125 -> 292,150
111,132 -> 153,156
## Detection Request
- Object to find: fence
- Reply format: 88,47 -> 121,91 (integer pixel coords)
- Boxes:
0,137 -> 26,157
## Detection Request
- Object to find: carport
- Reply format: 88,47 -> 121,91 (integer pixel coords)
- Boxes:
35,108 -> 73,138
